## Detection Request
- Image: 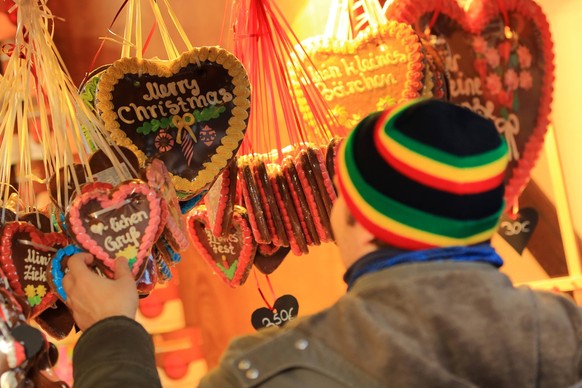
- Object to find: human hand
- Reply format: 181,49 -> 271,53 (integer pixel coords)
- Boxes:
62,253 -> 138,331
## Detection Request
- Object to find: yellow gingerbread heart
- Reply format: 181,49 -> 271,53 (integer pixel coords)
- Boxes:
294,21 -> 426,130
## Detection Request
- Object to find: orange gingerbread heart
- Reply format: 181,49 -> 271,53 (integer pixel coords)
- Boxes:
294,20 -> 425,130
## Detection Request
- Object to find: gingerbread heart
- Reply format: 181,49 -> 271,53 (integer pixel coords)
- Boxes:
66,180 -> 162,279
0,221 -> 69,317
48,164 -> 88,211
295,20 -> 425,130
254,244 -> 290,275
188,205 -> 256,287
88,145 -> 141,185
386,0 -> 554,205
95,46 -> 251,197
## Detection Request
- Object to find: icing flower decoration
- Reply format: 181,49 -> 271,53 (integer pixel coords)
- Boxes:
154,130 -> 175,153
486,74 -> 502,95
24,285 -> 36,299
117,245 -> 138,263
517,46 -> 532,68
36,285 -> 46,298
376,96 -> 397,111
519,72 -> 533,90
472,36 -> 487,53
485,47 -> 500,68
504,69 -> 519,91
472,34 -> 533,116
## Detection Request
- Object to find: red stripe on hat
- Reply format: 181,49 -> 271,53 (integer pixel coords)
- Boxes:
382,150 -> 506,194
338,174 -> 435,251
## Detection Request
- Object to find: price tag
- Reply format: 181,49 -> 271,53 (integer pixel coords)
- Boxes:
251,294 -> 299,331
497,207 -> 538,255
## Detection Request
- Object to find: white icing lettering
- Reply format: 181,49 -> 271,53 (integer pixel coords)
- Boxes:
204,229 -> 239,255
24,264 -> 46,282
142,79 -> 200,101
109,211 -> 148,233
104,226 -> 141,252
24,249 -> 51,266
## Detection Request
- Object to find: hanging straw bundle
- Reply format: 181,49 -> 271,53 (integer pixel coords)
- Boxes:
0,0 -> 131,215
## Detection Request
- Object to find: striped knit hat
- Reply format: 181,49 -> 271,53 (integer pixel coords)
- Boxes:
336,99 -> 509,250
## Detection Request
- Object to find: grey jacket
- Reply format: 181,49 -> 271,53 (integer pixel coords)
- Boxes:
201,261 -> 582,387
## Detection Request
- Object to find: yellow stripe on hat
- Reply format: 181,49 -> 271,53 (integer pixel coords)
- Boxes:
375,131 -> 508,184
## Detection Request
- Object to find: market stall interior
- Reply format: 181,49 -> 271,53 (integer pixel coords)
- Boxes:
0,0 -> 580,385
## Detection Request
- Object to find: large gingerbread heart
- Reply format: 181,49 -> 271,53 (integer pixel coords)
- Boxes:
95,47 -> 251,197
66,180 -> 162,279
188,205 -> 256,287
0,221 -> 69,317
295,20 -> 425,130
386,0 -> 554,205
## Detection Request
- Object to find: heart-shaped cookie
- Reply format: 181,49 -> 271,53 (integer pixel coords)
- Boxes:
66,180 -> 162,279
95,46 -> 251,197
0,221 -> 69,317
188,205 -> 256,287
88,145 -> 141,185
254,244 -> 290,275
385,0 -> 554,205
295,20 -> 425,130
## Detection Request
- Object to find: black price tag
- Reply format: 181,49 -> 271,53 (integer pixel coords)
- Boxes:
251,294 -> 299,331
497,207 -> 538,255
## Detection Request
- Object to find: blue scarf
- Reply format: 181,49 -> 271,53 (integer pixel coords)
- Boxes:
344,244 -> 503,290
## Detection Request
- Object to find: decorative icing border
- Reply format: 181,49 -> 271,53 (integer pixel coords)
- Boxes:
95,46 -> 251,195
386,0 -> 554,206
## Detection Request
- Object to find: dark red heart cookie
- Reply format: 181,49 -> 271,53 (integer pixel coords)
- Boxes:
269,165 -> 309,256
254,244 -> 290,275
188,205 -> 256,287
88,145 -> 141,186
48,164 -> 88,211
386,0 -> 554,205
0,221 -> 69,317
204,157 -> 238,238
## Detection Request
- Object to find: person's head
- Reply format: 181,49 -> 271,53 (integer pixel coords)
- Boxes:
331,99 -> 509,268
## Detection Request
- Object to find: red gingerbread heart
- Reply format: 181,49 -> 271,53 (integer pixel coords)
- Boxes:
188,205 -> 256,287
385,0 -> 554,206
0,221 -> 69,317
66,180 -> 163,279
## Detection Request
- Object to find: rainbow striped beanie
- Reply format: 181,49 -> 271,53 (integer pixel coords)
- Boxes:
336,99 -> 509,250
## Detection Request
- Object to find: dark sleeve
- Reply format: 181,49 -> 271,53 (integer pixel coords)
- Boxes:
72,316 -> 162,388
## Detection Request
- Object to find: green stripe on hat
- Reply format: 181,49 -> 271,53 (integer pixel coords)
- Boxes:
384,123 -> 509,168
343,133 -> 504,239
